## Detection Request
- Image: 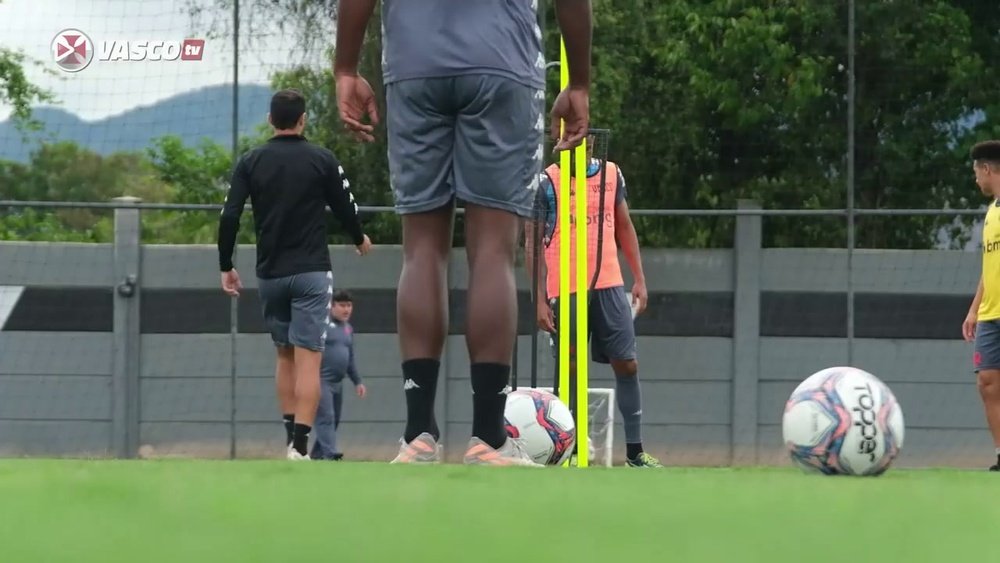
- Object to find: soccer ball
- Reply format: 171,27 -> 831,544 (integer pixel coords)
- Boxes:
782,366 -> 905,476
504,388 -> 576,465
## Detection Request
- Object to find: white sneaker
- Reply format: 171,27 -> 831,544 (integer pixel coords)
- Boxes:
390,432 -> 442,464
463,437 -> 543,467
287,444 -> 310,461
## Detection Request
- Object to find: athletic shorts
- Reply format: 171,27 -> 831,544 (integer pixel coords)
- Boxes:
549,285 -> 637,364
257,271 -> 333,351
385,74 -> 544,218
975,320 -> 1000,372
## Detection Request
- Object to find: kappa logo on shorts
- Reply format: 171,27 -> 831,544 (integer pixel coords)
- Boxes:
975,351 -> 983,366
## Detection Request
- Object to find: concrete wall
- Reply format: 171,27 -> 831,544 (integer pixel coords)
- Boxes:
0,207 -> 986,467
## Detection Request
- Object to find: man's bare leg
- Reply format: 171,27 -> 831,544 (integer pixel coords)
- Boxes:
397,204 -> 453,444
464,203 -> 519,449
293,347 -> 322,427
275,346 -> 296,446
977,369 -> 1000,470
284,346 -> 322,457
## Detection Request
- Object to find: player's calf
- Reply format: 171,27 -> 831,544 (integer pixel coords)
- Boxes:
276,347 -> 296,446
398,210 -> 451,444
609,358 -> 657,466
976,369 -> 1000,470
290,346 -> 322,457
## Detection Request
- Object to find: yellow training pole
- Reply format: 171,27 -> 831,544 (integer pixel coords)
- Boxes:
558,38 -> 571,441
574,131 -> 589,469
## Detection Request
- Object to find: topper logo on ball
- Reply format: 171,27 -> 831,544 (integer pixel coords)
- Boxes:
852,382 -> 879,461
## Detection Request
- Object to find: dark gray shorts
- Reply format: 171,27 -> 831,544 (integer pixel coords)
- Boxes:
257,271 -> 332,351
385,74 -> 544,218
975,320 -> 1000,372
549,286 -> 637,364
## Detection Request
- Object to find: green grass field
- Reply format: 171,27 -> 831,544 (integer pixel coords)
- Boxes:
0,460 -> 994,562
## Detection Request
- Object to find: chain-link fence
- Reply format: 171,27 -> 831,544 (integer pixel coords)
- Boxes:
0,201 -> 986,467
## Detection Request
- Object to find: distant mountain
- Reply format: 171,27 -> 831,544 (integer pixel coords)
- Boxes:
0,84 -> 274,162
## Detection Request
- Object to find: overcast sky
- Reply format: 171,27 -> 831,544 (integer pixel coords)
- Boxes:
0,0 -> 322,121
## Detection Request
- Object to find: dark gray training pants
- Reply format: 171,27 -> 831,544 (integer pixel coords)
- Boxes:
311,379 -> 344,460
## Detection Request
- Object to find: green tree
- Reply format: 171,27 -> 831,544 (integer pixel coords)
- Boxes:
0,0 -> 56,129
142,135 -> 256,244
541,0 -> 1000,249
184,0 -> 1000,250
192,0 -> 398,243
0,142 -> 169,242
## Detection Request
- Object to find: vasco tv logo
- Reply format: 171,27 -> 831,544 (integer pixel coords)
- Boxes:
51,29 -> 204,73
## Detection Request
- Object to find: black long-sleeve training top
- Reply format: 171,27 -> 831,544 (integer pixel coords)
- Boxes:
217,135 -> 365,279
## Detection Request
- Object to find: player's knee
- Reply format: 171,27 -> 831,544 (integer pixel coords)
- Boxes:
978,371 -> 1000,399
611,359 -> 638,377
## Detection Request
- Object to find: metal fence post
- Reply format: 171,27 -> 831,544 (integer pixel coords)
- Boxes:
111,196 -> 142,458
731,199 -> 762,466
846,0 -> 857,366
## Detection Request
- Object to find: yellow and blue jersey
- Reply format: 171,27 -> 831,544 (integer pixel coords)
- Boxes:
980,200 -> 1000,321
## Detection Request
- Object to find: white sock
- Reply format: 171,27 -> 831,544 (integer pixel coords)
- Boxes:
994,447 -> 1000,456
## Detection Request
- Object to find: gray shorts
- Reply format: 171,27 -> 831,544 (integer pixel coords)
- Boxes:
385,74 -> 544,218
549,285 -> 637,364
975,320 -> 1000,372
257,271 -> 332,351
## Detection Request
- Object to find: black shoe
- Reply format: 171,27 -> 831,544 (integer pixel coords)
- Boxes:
332,453 -> 344,461
989,464 -> 999,471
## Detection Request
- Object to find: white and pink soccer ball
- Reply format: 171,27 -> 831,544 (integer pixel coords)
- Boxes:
504,388 -> 576,466
782,366 -> 905,476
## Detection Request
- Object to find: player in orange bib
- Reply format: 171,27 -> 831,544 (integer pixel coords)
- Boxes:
526,136 -> 662,468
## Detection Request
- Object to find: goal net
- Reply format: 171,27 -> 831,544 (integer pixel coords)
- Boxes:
533,386 -> 616,468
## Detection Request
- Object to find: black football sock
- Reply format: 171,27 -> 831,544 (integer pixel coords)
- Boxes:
402,359 -> 441,443
292,423 -> 311,456
282,414 -> 295,446
627,443 -> 644,460
471,363 -> 511,450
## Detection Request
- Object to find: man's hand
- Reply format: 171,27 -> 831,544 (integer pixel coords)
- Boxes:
356,234 -> 372,256
963,311 -> 978,342
335,73 -> 379,143
356,383 -> 367,398
537,299 -> 555,333
550,86 -> 589,152
630,280 -> 648,318
221,269 -> 242,297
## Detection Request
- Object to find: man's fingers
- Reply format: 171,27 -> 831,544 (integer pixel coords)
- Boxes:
563,123 -> 588,147
339,107 -> 374,131
347,127 -> 374,143
553,125 -> 587,151
366,98 -> 380,126
341,115 -> 374,134
542,311 -> 556,333
550,113 -> 564,144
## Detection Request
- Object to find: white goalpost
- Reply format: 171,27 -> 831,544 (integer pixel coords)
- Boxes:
534,386 -> 616,468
